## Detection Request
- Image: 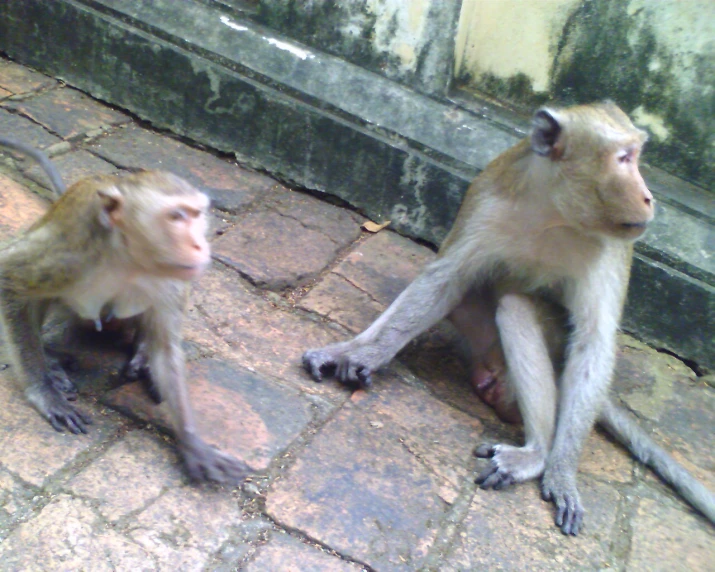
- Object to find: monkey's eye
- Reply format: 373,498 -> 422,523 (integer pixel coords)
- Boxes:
617,149 -> 634,164
168,209 -> 188,222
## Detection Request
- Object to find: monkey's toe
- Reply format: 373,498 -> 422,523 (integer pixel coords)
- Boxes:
541,475 -> 584,535
476,462 -> 516,490
474,443 -> 497,458
302,350 -> 336,382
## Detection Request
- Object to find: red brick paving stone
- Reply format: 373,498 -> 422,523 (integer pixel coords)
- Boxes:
0,173 -> 49,240
24,149 -> 118,191
0,60 -> 56,94
0,373 -> 119,487
190,264 -> 347,398
299,271 -> 384,333
66,431 -> 184,522
443,480 -> 620,571
245,532 -> 363,572
127,486 -> 243,569
0,109 -> 62,151
0,495 -> 149,571
88,124 -> 273,212
300,230 -> 435,328
213,189 -> 361,290
103,356 -> 314,471
628,497 -> 714,571
4,87 -> 130,140
266,380 -> 482,570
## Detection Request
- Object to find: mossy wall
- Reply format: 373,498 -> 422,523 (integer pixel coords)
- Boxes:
455,0 -> 714,190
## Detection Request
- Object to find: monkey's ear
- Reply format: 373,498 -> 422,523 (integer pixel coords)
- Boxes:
97,186 -> 124,229
531,108 -> 563,157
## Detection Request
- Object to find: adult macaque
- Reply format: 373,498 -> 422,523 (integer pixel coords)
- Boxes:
0,144 -> 248,484
303,103 -> 715,533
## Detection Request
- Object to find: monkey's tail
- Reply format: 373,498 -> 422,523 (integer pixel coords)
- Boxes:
0,137 -> 66,196
599,399 -> 715,525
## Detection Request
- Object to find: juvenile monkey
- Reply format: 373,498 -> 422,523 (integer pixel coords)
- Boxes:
303,103 -> 715,533
0,146 -> 248,484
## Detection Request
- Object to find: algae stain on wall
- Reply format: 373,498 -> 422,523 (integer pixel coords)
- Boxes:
455,0 -> 714,190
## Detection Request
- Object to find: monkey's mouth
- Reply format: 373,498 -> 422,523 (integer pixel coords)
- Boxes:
617,221 -> 649,239
163,262 -> 209,280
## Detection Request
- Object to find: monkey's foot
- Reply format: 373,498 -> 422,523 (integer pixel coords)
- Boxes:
28,383 -> 92,434
475,443 -> 546,489
46,357 -> 79,401
180,434 -> 251,485
302,344 -> 376,389
540,465 -> 584,536
122,348 -> 162,404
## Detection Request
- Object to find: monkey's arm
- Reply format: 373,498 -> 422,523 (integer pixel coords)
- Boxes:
540,257 -> 625,535
0,291 -> 90,432
303,254 -> 477,387
142,288 -> 250,484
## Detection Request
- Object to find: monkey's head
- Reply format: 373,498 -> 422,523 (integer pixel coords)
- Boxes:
96,171 -> 212,280
531,102 -> 655,241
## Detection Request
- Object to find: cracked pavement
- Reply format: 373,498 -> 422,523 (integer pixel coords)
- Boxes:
0,57 -> 713,571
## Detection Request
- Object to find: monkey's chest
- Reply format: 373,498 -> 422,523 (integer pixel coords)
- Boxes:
60,268 -> 154,321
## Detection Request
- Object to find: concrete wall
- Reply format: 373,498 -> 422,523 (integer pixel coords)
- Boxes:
250,0 -> 461,96
455,0 -> 715,190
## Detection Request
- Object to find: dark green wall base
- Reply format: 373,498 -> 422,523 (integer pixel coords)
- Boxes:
0,0 -> 711,367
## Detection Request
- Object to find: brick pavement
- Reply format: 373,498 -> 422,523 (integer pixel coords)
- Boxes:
0,57 -> 712,571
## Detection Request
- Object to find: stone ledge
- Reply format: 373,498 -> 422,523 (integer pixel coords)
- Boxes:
0,0 -> 711,367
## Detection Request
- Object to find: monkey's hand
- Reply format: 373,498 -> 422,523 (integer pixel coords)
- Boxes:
26,379 -> 92,434
302,343 -> 376,389
179,434 -> 251,485
540,465 -> 584,536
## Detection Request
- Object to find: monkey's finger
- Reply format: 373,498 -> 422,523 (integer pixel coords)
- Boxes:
48,415 -> 66,433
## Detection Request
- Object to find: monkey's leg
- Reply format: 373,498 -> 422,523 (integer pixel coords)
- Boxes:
0,296 -> 91,433
304,257 -> 472,387
142,304 -> 250,484
449,288 -> 521,423
476,294 -> 557,489
122,327 -> 161,404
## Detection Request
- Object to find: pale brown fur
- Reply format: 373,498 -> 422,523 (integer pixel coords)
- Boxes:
0,168 -> 248,484
303,103 -> 715,533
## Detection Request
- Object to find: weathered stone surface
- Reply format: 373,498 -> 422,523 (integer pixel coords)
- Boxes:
443,479 -> 621,571
24,149 -> 117,190
266,380 -> 482,570
213,189 -> 361,290
66,431 -> 184,522
629,497 -> 714,571
104,357 -> 314,471
0,109 -> 61,151
0,173 -> 48,240
579,431 -> 634,484
299,230 -> 434,331
0,468 -> 40,539
298,271 -> 384,333
245,532 -> 362,572
0,59 -> 55,94
611,336 -> 714,491
89,124 -> 273,212
190,264 -> 346,398
0,88 -> 10,99
4,87 -> 129,140
127,486 -> 243,570
0,495 -> 149,571
0,373 -> 119,487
